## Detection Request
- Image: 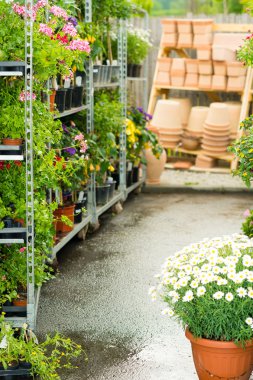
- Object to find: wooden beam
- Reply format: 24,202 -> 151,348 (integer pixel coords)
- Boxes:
213,23 -> 252,33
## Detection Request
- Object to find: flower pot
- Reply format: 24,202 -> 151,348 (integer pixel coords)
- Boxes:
126,169 -> 133,187
197,49 -> 212,60
213,61 -> 227,76
212,46 -> 236,62
198,60 -> 213,75
168,97 -> 192,127
111,172 -> 120,190
53,204 -> 75,234
96,184 -> 110,205
13,298 -> 27,307
186,329 -> 253,380
203,125 -> 230,137
177,33 -> 193,48
227,76 -> 246,92
50,89 -> 56,112
171,75 -> 185,87
185,59 -> 198,74
195,154 -> 215,169
205,103 -> 230,126
185,73 -> 198,87
71,86 -> 84,107
177,19 -> 192,34
227,62 -> 247,77
151,100 -> 182,129
155,70 -> 170,85
74,203 -> 83,224
55,88 -> 67,113
131,64 -> 142,78
64,87 -> 73,110
19,360 -> 32,369
132,167 -> 140,183
193,19 -> 213,34
161,19 -> 177,33
2,138 -> 23,146
145,148 -> 166,184
171,58 -> 185,76
225,101 -> 241,136
106,180 -> 116,199
211,75 -> 227,91
111,66 -> 120,83
193,33 -> 213,48
198,75 -> 212,89
161,33 -> 177,47
187,106 -> 209,136
182,135 -> 200,150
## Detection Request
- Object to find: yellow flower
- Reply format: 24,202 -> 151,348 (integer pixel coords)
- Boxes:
243,172 -> 248,177
240,153 -> 245,158
72,65 -> 77,72
89,164 -> 95,171
249,149 -> 253,153
87,35 -> 95,43
95,164 -> 100,171
108,165 -> 115,172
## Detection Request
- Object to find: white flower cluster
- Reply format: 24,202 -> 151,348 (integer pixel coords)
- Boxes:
127,25 -> 152,46
150,234 -> 253,327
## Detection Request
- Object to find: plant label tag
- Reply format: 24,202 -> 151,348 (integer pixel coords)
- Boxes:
128,162 -> 133,171
76,76 -> 82,86
0,336 -> 7,349
64,79 -> 71,89
78,191 -> 84,202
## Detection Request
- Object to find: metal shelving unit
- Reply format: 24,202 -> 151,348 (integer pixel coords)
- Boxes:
53,105 -> 88,119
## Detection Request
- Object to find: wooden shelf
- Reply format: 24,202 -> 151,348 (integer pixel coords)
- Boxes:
154,84 -> 242,94
174,147 -> 234,162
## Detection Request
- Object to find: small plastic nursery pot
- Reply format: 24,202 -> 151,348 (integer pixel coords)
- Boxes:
71,86 -> 84,107
53,204 -> 75,234
64,87 -> 73,110
127,64 -> 142,77
132,167 -> 140,183
55,88 -> 67,113
111,66 -> 120,83
96,184 -> 110,206
106,180 -> 116,200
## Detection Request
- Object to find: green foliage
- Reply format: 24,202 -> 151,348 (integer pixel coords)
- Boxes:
92,0 -> 132,23
241,209 -> 253,238
131,0 -> 153,13
127,27 -> 152,65
151,234 -> 253,344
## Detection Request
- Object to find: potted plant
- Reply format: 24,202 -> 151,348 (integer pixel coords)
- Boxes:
150,234 -> 253,380
127,26 -> 152,77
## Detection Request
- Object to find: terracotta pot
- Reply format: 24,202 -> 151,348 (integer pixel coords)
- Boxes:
203,126 -> 230,137
13,297 -> 27,307
185,330 -> 253,380
156,58 -> 171,85
202,144 -> 228,153
181,136 -> 200,150
161,19 -> 177,33
202,138 -> 230,147
158,57 -> 172,71
173,161 -> 192,169
213,61 -> 227,76
159,135 -> 181,142
169,97 -> 192,126
171,75 -> 185,87
212,46 -> 236,62
205,103 -> 230,126
161,141 -> 177,149
2,138 -> 23,146
171,58 -> 186,75
197,49 -> 212,60
227,62 -> 247,77
145,149 -> 166,184
161,33 -> 177,47
227,76 -> 246,92
212,33 -> 246,61
185,73 -> 199,87
50,89 -> 56,112
185,59 -> 198,74
193,33 -> 213,48
196,154 -> 215,169
177,33 -> 193,48
187,106 -> 209,134
177,19 -> 192,34
53,204 -> 75,234
152,100 -> 182,129
159,128 -> 182,135
192,19 -> 213,34
225,101 -> 241,135
198,61 -> 213,75
198,75 -> 212,89
211,75 -> 227,91
155,71 -> 170,85
203,133 -> 230,143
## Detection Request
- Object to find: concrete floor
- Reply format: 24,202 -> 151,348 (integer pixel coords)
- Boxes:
37,192 -> 253,380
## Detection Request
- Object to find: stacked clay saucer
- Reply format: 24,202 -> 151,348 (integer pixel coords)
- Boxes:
150,100 -> 183,149
186,106 -> 209,138
202,103 -> 230,155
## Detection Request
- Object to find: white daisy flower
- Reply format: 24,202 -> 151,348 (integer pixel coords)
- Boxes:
213,291 -> 224,300
197,286 -> 206,297
225,292 -> 234,302
248,288 -> 253,299
161,308 -> 174,316
182,290 -> 194,302
217,278 -> 228,286
190,280 -> 199,289
246,317 -> 253,326
243,255 -> 252,267
236,287 -> 247,298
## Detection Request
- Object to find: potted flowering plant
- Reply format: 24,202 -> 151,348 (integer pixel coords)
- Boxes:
127,26 -> 152,77
150,234 -> 253,380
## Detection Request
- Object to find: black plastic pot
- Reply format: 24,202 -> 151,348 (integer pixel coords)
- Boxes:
126,170 -> 133,187
106,181 -> 116,200
132,167 -> 139,183
111,172 -> 120,190
19,361 -> 32,370
64,87 -> 73,110
132,64 -> 142,77
96,184 -> 110,206
74,202 -> 83,224
93,65 -> 101,84
55,88 -> 67,113
127,63 -> 134,77
71,86 -> 83,107
111,66 -> 120,83
0,61 -> 26,75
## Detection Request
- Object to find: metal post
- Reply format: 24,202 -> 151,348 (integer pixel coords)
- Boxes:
85,0 -> 92,23
25,0 -> 35,329
143,10 -> 149,112
118,19 -> 127,198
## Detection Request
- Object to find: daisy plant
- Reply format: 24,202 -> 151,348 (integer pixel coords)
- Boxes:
150,234 -> 253,345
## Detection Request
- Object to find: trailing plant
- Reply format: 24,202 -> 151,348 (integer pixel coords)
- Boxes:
150,234 -> 253,345
241,209 -> 253,238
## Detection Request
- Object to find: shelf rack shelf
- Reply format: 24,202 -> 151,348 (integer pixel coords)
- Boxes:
153,84 -> 243,94
96,191 -> 123,218
94,82 -> 120,89
126,178 -> 145,195
53,105 -> 88,119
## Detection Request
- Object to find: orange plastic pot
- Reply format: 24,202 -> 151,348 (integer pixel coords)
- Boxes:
53,204 -> 74,234
50,90 -> 56,112
2,138 -> 23,146
13,298 -> 27,307
186,329 -> 253,380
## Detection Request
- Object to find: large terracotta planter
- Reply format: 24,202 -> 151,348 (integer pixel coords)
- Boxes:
145,149 -> 166,184
169,97 -> 192,127
151,100 -> 181,129
187,106 -> 209,137
205,103 -> 230,126
225,101 -> 241,138
186,329 -> 253,380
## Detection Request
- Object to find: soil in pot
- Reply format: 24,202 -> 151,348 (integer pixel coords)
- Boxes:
13,293 -> 27,307
64,87 -> 73,110
96,184 -> 110,206
55,88 -> 67,113
71,86 -> 84,107
2,138 -> 23,146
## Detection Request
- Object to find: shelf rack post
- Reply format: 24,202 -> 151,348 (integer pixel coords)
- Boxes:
25,0 -> 35,329
118,19 -> 127,198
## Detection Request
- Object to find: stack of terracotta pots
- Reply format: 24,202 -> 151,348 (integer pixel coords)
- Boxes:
186,106 -> 209,138
155,57 -> 171,85
193,19 -> 213,61
150,99 -> 182,149
171,58 -> 185,87
177,20 -> 192,48
161,19 -> 177,48
202,103 -> 230,155
185,59 -> 198,87
195,154 -> 215,169
212,61 -> 227,91
198,60 -> 213,89
169,97 -> 192,129
225,101 -> 241,140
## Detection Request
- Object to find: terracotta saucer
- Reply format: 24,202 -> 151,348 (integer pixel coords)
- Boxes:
202,144 -> 228,153
204,123 -> 230,132
203,133 -> 230,142
202,139 -> 230,147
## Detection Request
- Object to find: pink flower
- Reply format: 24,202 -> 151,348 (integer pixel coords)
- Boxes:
33,0 -> 46,11
74,133 -> 84,141
65,39 -> 91,53
39,23 -> 54,37
243,209 -> 251,217
12,3 -> 36,20
80,140 -> 88,153
19,91 -> 36,102
62,22 -> 77,37
50,5 -> 68,20
19,247 -> 26,253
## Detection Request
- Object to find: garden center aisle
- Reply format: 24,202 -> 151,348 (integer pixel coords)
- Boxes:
37,193 -> 253,380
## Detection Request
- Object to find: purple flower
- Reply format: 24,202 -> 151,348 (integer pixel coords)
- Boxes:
65,147 -> 76,155
137,107 -> 144,113
145,112 -> 153,121
62,124 -> 70,133
68,16 -> 78,27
